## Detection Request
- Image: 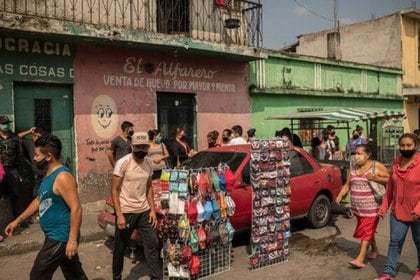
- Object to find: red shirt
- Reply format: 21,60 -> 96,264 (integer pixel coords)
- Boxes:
379,153 -> 420,222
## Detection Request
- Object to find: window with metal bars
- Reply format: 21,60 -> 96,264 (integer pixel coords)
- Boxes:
34,99 -> 51,132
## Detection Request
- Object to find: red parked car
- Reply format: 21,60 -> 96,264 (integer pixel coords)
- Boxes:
97,144 -> 342,240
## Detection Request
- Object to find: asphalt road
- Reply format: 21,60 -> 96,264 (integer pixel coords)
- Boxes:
0,213 -> 417,280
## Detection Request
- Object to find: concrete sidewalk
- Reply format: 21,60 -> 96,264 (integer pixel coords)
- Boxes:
0,202 -> 106,258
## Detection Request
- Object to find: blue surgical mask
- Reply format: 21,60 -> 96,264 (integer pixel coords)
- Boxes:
155,136 -> 162,144
1,123 -> 10,132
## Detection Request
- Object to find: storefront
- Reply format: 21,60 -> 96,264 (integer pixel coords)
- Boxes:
0,33 -> 251,202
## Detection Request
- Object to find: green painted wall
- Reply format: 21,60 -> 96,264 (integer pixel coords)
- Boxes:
265,59 -> 314,89
0,35 -> 75,123
251,94 -> 403,148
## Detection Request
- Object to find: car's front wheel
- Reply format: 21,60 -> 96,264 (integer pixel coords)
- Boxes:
307,194 -> 331,228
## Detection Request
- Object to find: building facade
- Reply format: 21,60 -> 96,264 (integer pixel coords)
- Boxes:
249,51 -> 404,160
0,0 -> 263,204
288,9 -> 420,132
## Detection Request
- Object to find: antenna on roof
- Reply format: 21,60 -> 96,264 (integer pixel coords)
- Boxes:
412,0 -> 416,9
333,0 -> 338,30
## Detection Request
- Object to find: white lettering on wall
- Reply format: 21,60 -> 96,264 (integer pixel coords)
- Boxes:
0,37 -> 71,56
103,56 -> 236,93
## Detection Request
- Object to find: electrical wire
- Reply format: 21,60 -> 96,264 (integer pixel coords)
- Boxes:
293,0 -> 333,22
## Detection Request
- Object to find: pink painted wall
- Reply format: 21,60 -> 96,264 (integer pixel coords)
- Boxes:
73,45 -> 250,181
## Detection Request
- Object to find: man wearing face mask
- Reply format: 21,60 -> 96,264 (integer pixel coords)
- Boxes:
111,131 -> 161,280
0,115 -> 23,220
5,135 -> 87,279
106,121 -> 134,168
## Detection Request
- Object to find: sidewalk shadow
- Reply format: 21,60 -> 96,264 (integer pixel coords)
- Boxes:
333,237 -> 415,277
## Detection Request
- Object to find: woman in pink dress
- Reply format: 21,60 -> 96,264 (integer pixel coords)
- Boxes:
336,143 -> 389,268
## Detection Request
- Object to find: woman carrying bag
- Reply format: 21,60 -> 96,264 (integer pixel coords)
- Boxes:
336,143 -> 389,268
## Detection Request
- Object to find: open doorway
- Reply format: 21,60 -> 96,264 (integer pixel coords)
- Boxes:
157,92 -> 196,149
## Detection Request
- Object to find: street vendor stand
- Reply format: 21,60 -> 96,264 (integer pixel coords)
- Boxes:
265,107 -> 406,165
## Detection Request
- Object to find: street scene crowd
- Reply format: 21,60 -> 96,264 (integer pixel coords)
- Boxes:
0,115 -> 419,280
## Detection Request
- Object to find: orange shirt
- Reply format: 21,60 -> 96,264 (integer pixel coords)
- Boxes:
379,153 -> 420,222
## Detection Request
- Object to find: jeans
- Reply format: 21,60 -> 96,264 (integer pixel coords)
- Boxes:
30,237 -> 88,280
112,210 -> 162,280
383,214 -> 420,277
0,168 -> 22,218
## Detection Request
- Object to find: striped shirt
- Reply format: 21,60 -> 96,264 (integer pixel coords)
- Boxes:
350,167 -> 379,217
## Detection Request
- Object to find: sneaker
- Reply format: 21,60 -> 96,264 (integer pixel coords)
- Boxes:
375,274 -> 394,280
413,269 -> 420,280
367,251 -> 379,260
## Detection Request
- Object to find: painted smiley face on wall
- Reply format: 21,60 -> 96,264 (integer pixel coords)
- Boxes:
91,95 -> 118,138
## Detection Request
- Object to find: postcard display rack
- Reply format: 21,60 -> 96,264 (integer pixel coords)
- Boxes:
158,166 -> 236,280
249,138 -> 291,270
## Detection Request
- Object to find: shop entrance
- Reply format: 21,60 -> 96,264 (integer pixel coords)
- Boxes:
157,92 -> 196,149
14,83 -> 75,173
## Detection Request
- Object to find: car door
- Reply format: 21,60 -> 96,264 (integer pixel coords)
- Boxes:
289,150 -> 321,218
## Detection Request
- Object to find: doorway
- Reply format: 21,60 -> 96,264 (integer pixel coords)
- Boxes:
14,83 -> 75,173
157,92 -> 196,149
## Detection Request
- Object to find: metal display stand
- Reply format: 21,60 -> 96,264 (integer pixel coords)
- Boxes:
249,138 -> 291,270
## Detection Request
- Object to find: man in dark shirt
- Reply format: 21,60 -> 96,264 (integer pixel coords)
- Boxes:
0,115 -> 22,219
106,121 -> 134,168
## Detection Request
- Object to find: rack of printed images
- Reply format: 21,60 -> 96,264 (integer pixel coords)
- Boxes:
157,164 -> 236,279
249,137 -> 292,270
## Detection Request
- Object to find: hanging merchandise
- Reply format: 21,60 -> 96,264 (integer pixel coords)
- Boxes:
160,166 -> 235,280
249,137 -> 291,270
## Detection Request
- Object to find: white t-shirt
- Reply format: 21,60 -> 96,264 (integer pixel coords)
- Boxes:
229,137 -> 247,145
113,154 -> 153,214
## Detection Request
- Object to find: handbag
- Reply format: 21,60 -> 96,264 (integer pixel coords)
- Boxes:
368,161 -> 386,204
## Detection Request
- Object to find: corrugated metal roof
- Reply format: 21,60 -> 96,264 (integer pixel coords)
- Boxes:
266,108 -> 405,122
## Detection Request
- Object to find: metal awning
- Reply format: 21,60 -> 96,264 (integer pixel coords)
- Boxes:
266,108 -> 406,122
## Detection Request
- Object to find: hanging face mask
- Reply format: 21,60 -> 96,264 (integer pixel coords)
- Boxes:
34,157 -> 49,171
1,123 -> 10,132
355,155 -> 366,166
399,149 -> 416,159
133,150 -> 148,160
155,136 -> 162,144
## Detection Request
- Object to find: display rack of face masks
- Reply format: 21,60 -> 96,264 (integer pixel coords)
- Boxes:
158,166 -> 236,279
249,138 -> 292,270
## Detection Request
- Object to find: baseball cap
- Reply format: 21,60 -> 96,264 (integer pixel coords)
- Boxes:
0,116 -> 12,124
131,131 -> 150,150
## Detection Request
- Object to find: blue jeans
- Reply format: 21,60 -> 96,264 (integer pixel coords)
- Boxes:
383,214 -> 420,277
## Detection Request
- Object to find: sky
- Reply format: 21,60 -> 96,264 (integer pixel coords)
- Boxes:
263,0 -> 419,49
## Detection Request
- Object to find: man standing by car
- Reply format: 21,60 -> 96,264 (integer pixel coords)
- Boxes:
111,131 -> 161,280
106,121 -> 134,168
5,135 -> 87,280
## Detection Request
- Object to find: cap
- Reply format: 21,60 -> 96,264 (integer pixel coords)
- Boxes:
131,131 -> 150,147
0,116 -> 12,124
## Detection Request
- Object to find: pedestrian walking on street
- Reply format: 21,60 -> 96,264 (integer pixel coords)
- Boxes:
0,115 -> 24,220
4,135 -> 87,280
106,121 -> 134,168
111,131 -> 162,280
375,133 -> 420,280
336,143 -> 389,269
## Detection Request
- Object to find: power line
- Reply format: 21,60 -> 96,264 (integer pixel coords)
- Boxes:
293,0 -> 333,22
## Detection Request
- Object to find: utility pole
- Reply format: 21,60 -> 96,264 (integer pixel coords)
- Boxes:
333,0 -> 338,30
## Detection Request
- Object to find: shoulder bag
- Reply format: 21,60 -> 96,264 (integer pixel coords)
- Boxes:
368,161 -> 386,204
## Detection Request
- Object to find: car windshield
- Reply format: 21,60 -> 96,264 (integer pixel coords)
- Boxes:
181,151 -> 247,172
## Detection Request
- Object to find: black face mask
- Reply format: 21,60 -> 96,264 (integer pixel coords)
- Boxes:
399,149 -> 416,159
34,157 -> 49,171
127,130 -> 134,138
353,135 -> 359,139
208,142 -> 215,148
133,150 -> 147,160
330,132 -> 336,136
180,135 -> 187,141
222,137 -> 229,142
